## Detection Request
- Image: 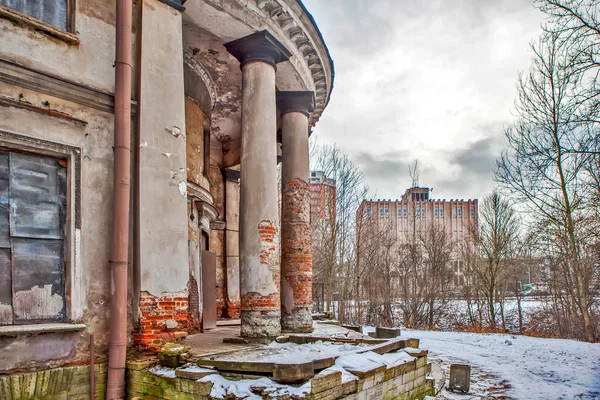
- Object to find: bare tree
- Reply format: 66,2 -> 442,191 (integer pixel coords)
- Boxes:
497,30 -> 599,341
470,192 -> 520,331
310,143 -> 369,321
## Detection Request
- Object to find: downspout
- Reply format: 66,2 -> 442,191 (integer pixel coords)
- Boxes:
107,0 -> 132,398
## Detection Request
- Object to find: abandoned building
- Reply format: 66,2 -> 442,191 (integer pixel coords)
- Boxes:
0,0 -> 335,397
358,187 -> 479,287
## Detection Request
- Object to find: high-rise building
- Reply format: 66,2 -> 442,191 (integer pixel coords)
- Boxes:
309,171 -> 336,224
357,186 -> 478,287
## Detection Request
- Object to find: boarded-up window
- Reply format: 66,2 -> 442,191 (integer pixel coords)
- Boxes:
0,0 -> 68,31
0,150 -> 67,325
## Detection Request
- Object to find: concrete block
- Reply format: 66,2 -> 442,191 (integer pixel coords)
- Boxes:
395,359 -> 416,376
416,356 -> 427,369
373,371 -> 385,386
402,370 -> 416,383
179,379 -> 214,396
376,327 -> 401,338
449,364 -> 470,392
414,374 -> 426,387
384,367 -> 395,382
357,376 -> 375,391
311,369 -> 342,394
342,380 -> 357,395
365,383 -> 384,399
273,362 -> 315,383
175,368 -> 217,380
127,359 -> 156,371
313,385 -> 343,400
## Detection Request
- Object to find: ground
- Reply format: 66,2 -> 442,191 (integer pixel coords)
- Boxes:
404,328 -> 600,400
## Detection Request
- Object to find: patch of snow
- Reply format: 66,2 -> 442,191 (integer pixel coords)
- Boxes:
333,350 -> 414,373
324,363 -> 359,383
148,365 -> 177,378
217,340 -> 372,364
199,374 -> 311,400
405,328 -> 600,399
177,364 -> 215,373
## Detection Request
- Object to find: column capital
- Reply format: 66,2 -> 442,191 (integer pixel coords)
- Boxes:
276,91 -> 315,118
225,30 -> 292,70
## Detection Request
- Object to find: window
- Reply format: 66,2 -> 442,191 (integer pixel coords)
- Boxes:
385,207 -> 389,217
1,0 -> 71,31
416,207 -> 421,217
452,206 -> 457,217
457,206 -> 462,217
366,207 -> 371,217
440,207 -> 444,217
471,206 -> 475,217
311,172 -> 316,177
379,207 -> 384,217
397,207 -> 402,217
403,207 -> 407,217
0,150 -> 67,325
422,206 -> 426,217
435,206 -> 439,217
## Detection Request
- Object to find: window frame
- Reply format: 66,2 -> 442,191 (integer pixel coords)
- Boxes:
0,130 -> 80,325
0,0 -> 78,43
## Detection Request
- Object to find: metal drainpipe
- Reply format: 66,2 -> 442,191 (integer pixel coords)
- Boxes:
106,0 -> 132,397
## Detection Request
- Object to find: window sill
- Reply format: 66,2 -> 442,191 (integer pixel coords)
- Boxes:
0,6 -> 79,45
0,323 -> 86,336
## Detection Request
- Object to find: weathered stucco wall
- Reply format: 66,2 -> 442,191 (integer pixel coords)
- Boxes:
137,0 -> 188,296
0,79 -> 115,371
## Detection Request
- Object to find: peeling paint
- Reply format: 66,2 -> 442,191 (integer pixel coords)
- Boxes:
13,284 -> 64,320
178,181 -> 187,197
165,126 -> 185,139
0,303 -> 12,324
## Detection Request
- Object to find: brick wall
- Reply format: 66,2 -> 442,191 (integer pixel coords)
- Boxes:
136,292 -> 189,352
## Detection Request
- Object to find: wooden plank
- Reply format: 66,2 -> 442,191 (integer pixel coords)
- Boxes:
202,250 -> 217,330
0,248 -> 12,324
0,151 -> 8,248
12,238 -> 65,323
9,152 -> 66,240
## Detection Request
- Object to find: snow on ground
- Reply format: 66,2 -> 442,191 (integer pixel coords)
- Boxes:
404,328 -> 600,400
199,374 -> 311,400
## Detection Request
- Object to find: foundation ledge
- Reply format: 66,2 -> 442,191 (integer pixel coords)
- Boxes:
0,322 -> 87,336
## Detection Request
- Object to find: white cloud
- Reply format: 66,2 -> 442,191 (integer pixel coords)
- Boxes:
305,0 -> 543,200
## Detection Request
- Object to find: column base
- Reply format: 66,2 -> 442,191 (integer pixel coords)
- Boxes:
281,306 -> 314,333
240,309 -> 281,338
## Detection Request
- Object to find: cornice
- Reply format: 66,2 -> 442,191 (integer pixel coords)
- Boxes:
255,0 -> 332,127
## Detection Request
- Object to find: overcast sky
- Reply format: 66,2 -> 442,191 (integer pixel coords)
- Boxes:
304,0 -> 544,201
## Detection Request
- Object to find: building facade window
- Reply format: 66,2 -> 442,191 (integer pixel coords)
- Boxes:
403,207 -> 407,217
385,206 -> 389,217
422,206 -> 426,217
0,150 -> 67,325
440,206 -> 444,217
457,206 -> 462,217
471,206 -> 475,217
397,207 -> 402,217
366,207 -> 371,217
452,206 -> 457,217
435,206 -> 439,217
416,207 -> 421,217
1,0 -> 71,31
379,207 -> 384,217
